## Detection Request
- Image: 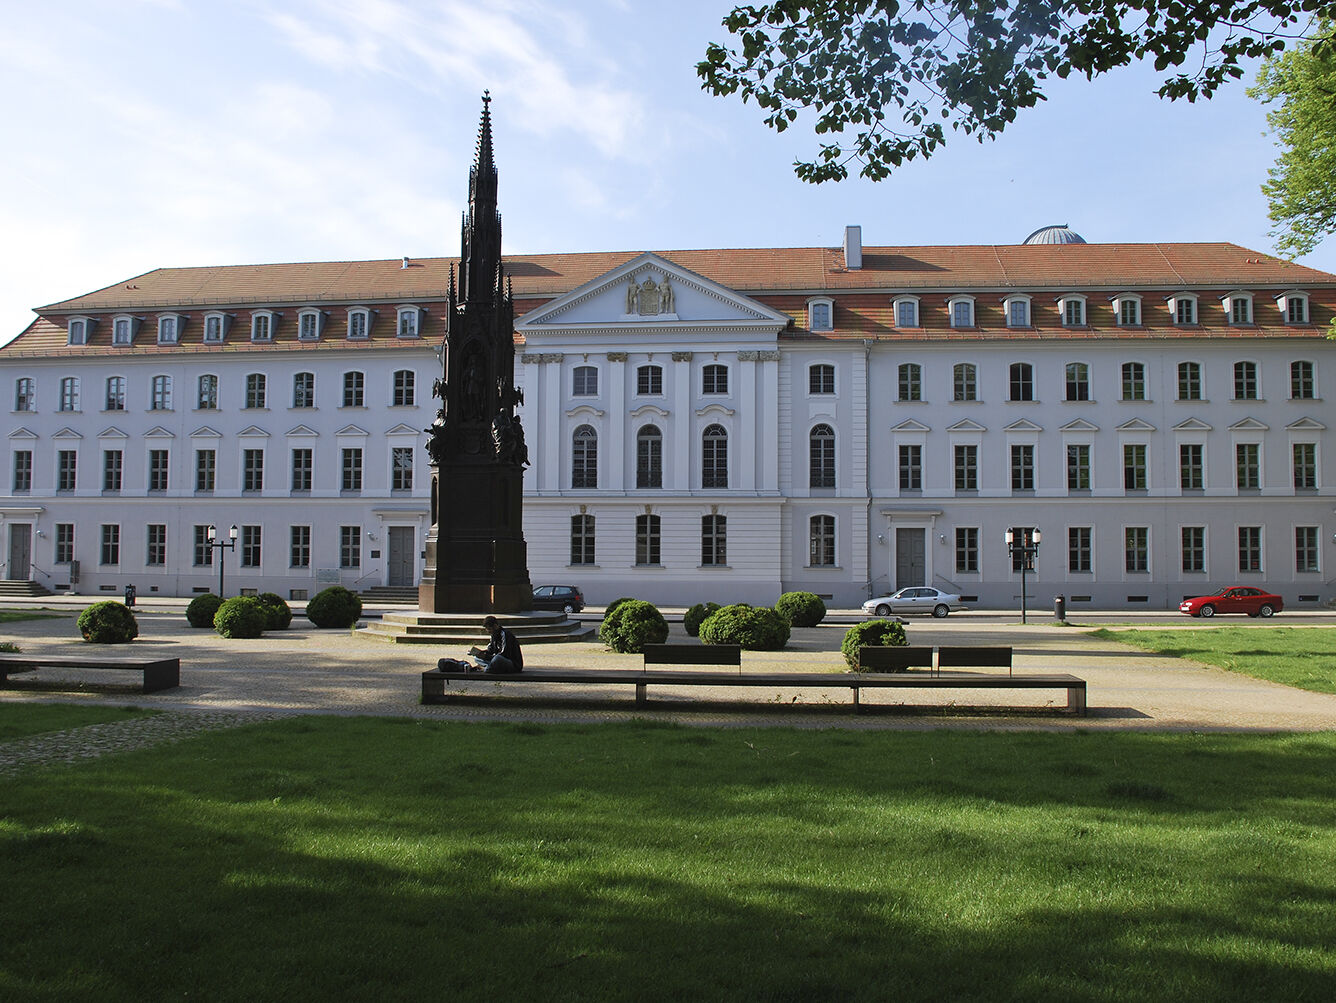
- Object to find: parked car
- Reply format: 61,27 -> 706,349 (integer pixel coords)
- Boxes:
1179,587 -> 1283,618
863,587 -> 963,618
531,585 -> 585,614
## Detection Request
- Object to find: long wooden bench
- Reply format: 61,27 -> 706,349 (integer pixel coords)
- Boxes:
0,653 -> 180,693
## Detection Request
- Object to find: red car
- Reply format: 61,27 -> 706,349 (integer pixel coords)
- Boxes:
1179,587 -> 1284,618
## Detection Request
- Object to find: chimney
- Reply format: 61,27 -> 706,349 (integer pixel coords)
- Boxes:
401,256 -> 410,269
843,226 -> 862,270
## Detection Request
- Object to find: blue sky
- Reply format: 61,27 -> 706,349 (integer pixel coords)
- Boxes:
2,0 -> 1332,343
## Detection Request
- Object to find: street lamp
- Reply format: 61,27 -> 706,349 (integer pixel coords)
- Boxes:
1004,527 -> 1042,624
207,524 -> 238,597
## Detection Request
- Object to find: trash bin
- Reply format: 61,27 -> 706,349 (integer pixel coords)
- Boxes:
1054,594 -> 1066,621
124,584 -> 137,608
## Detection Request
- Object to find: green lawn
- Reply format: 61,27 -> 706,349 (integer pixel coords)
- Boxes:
1091,626 -> 1336,694
0,609 -> 66,624
0,702 -> 156,741
3,717 -> 1335,1000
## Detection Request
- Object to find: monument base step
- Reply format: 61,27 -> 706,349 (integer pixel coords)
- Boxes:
357,610 -> 597,645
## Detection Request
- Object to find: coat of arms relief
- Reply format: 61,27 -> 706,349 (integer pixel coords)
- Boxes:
624,273 -> 676,316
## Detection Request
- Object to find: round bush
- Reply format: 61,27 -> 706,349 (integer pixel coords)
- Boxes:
684,602 -> 722,638
840,620 -> 908,671
257,592 -> 293,631
698,603 -> 790,651
603,597 -> 636,620
774,591 -> 827,628
214,596 -> 267,639
306,585 -> 363,628
76,601 -> 139,644
186,593 -> 224,628
598,599 -> 669,654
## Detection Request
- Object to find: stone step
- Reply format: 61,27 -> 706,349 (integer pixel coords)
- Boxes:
0,580 -> 53,597
358,609 -> 597,645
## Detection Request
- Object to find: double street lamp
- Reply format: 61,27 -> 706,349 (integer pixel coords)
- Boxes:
1004,527 -> 1042,624
207,524 -> 238,597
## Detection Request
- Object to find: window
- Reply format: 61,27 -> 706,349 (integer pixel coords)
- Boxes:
572,426 -> 598,489
157,316 -> 178,344
195,449 -> 215,492
702,424 -> 728,489
1233,361 -> 1259,400
1182,526 -> 1206,573
1065,363 -> 1090,402
1238,526 -> 1263,573
948,296 -> 974,328
57,449 -> 77,491
150,375 -> 171,411
702,364 -> 728,395
298,310 -> 321,341
1226,292 -> 1253,325
809,364 -> 835,395
291,449 -> 313,492
1290,361 -> 1315,399
1177,362 -> 1202,401
341,448 -> 363,491
953,363 -> 977,402
1293,442 -> 1317,490
1120,363 -> 1146,401
112,317 -> 134,345
15,378 -> 35,412
241,525 -> 262,568
636,426 -> 663,488
898,444 -> 922,491
894,297 -> 918,328
251,312 -> 273,342
1009,527 -> 1039,572
103,450 -> 123,492
243,449 -> 264,492
204,314 -> 225,343
1125,527 -> 1149,573
1281,291 -> 1309,324
397,307 -> 420,338
347,310 -> 369,339
1066,444 -> 1090,490
570,514 -> 595,565
1060,296 -> 1085,326
954,444 -> 978,491
105,377 -> 126,411
808,299 -> 833,331
291,526 -> 311,568
1236,443 -> 1261,490
701,514 -> 727,566
897,363 -> 922,402
100,524 -> 120,566
293,372 -> 315,408
1005,296 -> 1030,328
197,375 -> 218,410
59,377 -> 79,412
1180,444 -> 1204,491
13,450 -> 32,492
1116,296 -> 1141,326
637,365 -> 663,396
1296,527 -> 1319,573
67,318 -> 88,345
635,514 -> 661,565
1010,444 -> 1035,491
809,424 -> 836,489
245,374 -> 266,409
1123,444 -> 1148,491
148,449 -> 169,492
55,524 -> 74,564
1009,363 -> 1034,402
193,525 -> 213,567
339,526 -> 360,568
146,524 -> 166,566
955,528 -> 979,574
343,371 -> 364,407
1171,294 -> 1198,325
1069,527 -> 1093,573
573,366 -> 598,396
809,515 -> 835,567
392,447 -> 413,491
393,370 -> 415,406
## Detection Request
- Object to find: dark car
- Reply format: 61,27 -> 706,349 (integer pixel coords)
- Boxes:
532,585 -> 585,614
1179,587 -> 1284,618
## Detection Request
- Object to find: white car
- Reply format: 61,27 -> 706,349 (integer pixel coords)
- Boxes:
863,587 -> 963,618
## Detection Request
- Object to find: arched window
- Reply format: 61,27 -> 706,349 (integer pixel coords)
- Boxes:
573,365 -> 598,396
898,363 -> 922,402
392,369 -> 415,406
702,364 -> 728,394
197,374 -> 219,410
810,424 -> 836,489
59,377 -> 80,412
702,424 -> 728,489
105,376 -> 126,411
572,425 -> 598,489
293,372 -> 315,409
636,425 -> 662,488
637,365 -> 663,395
953,363 -> 977,402
150,375 -> 173,411
1065,363 -> 1089,401
1009,363 -> 1034,402
15,377 -> 35,412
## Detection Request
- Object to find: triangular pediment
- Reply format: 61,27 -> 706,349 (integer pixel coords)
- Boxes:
1286,416 -> 1326,431
190,425 -> 223,439
237,425 -> 270,438
1117,418 -> 1157,432
1173,417 -> 1213,432
1004,418 -> 1043,433
8,426 -> 37,440
891,418 -> 931,433
947,418 -> 987,433
515,252 -> 790,333
52,427 -> 82,440
335,424 -> 369,437
144,426 -> 175,439
385,423 -> 421,436
1229,417 -> 1269,432
97,426 -> 129,440
1060,418 -> 1100,433
285,424 -> 319,437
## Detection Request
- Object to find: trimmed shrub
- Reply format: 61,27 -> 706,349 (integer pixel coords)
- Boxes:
699,603 -> 790,651
840,620 -> 908,671
603,597 -> 636,620
774,591 -> 827,628
683,601 -> 722,638
76,602 -> 139,644
214,596 -> 267,639
257,592 -> 293,631
306,585 -> 363,629
0,641 -> 21,654
186,593 -> 224,629
598,599 -> 669,654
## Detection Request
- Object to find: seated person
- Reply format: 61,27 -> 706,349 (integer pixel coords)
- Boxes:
437,616 -> 523,674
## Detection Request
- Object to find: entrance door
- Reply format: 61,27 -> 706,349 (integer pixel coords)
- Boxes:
7,524 -> 32,580
895,528 -> 925,590
387,527 -> 415,586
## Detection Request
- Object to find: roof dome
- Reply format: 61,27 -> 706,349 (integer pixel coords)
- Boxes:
1022,224 -> 1087,245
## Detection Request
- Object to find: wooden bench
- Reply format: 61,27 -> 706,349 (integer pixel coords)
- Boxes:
643,643 -> 742,667
0,653 -> 180,693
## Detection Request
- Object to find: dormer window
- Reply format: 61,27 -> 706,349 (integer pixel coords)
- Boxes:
203,312 -> 229,343
251,311 -> 276,342
807,298 -> 834,332
1058,294 -> 1086,327
347,308 -> 371,340
397,306 -> 423,338
297,309 -> 323,341
1003,295 -> 1031,328
111,315 -> 139,346
892,295 -> 920,328
948,295 -> 975,328
1168,292 -> 1198,326
1276,290 -> 1309,325
1223,291 -> 1253,325
157,314 -> 182,344
67,317 -> 92,345
1112,294 -> 1142,327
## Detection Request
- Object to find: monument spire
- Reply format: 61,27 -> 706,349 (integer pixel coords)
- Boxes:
460,91 -> 501,303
